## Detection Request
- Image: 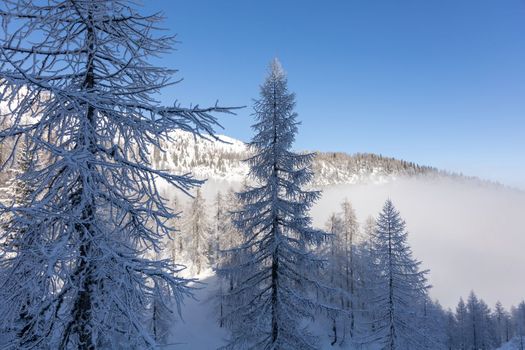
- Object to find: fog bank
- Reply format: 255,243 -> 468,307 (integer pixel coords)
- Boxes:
312,177 -> 525,309
191,177 -> 524,309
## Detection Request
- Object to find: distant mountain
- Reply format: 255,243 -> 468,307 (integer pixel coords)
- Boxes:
151,130 -> 448,186
0,129 -> 501,193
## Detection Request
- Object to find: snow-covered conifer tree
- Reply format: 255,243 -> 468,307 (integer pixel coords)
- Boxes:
323,213 -> 344,287
418,298 -> 448,349
0,139 -> 44,347
165,194 -> 183,262
444,309 -> 458,350
184,188 -> 211,274
361,215 -> 376,249
322,212 -> 345,345
149,279 -> 176,346
354,215 -> 376,324
455,297 -> 469,350
0,1 -> 232,347
220,59 -> 330,349
215,188 -> 244,328
512,301 -> 525,350
494,301 -> 512,345
339,199 -> 359,337
217,188 -> 244,286
211,191 -> 228,268
366,199 -> 431,349
320,200 -> 360,345
465,291 -> 497,350
2,141 -> 34,206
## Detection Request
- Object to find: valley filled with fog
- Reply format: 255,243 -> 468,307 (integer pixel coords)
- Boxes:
192,176 -> 525,309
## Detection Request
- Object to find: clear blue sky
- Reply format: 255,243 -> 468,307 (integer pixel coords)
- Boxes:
143,1 -> 525,189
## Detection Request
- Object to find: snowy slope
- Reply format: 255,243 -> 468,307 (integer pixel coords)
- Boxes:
167,271 -> 373,350
151,131 -> 249,183
167,271 -> 229,349
497,337 -> 525,350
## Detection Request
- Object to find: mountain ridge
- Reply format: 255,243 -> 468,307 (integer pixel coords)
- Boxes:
151,130 -> 505,188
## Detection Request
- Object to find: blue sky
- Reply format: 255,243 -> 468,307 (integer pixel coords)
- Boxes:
143,1 -> 525,189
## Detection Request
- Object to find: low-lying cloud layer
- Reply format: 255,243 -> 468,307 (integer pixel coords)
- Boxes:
312,177 -> 525,309
193,177 -> 524,309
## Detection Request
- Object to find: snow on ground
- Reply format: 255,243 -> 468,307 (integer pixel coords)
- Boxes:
167,269 -> 372,350
167,271 -> 229,349
497,337 -> 525,350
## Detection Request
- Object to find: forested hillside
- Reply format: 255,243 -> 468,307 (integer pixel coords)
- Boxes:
148,129 -> 474,187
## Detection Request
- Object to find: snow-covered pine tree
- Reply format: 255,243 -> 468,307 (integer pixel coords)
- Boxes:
455,297 -> 470,350
322,212 -> 345,345
418,298 -> 448,349
353,214 -> 377,324
214,189 -> 238,327
494,301 -> 512,345
366,199 -> 431,349
339,199 -> 359,337
2,141 -> 34,207
165,193 -> 183,263
220,59 -> 330,350
465,291 -> 498,350
351,215 -> 377,339
215,187 -> 249,329
323,213 -> 344,287
183,188 -> 211,274
444,309 -> 458,350
149,276 -> 176,346
217,188 -> 245,283
319,200 -> 359,346
361,215 -> 376,250
0,139 -> 44,348
0,1 -> 232,348
512,301 -> 525,350
480,299 -> 499,349
211,191 -> 228,268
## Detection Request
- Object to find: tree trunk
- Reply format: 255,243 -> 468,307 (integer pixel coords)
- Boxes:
71,8 -> 97,349
271,251 -> 279,344
331,317 -> 338,346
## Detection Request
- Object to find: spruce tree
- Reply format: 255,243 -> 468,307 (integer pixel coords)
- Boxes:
215,188 -> 244,328
320,200 -> 359,345
339,199 -> 359,337
465,291 -> 497,350
221,59 -> 329,349
444,309 -> 458,350
456,297 -> 469,350
0,1 -> 232,347
184,188 -> 211,274
211,191 -> 229,268
165,194 -> 183,263
322,212 -> 345,346
513,301 -> 525,350
0,140 -> 42,347
494,301 -> 511,345
367,199 -> 431,349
